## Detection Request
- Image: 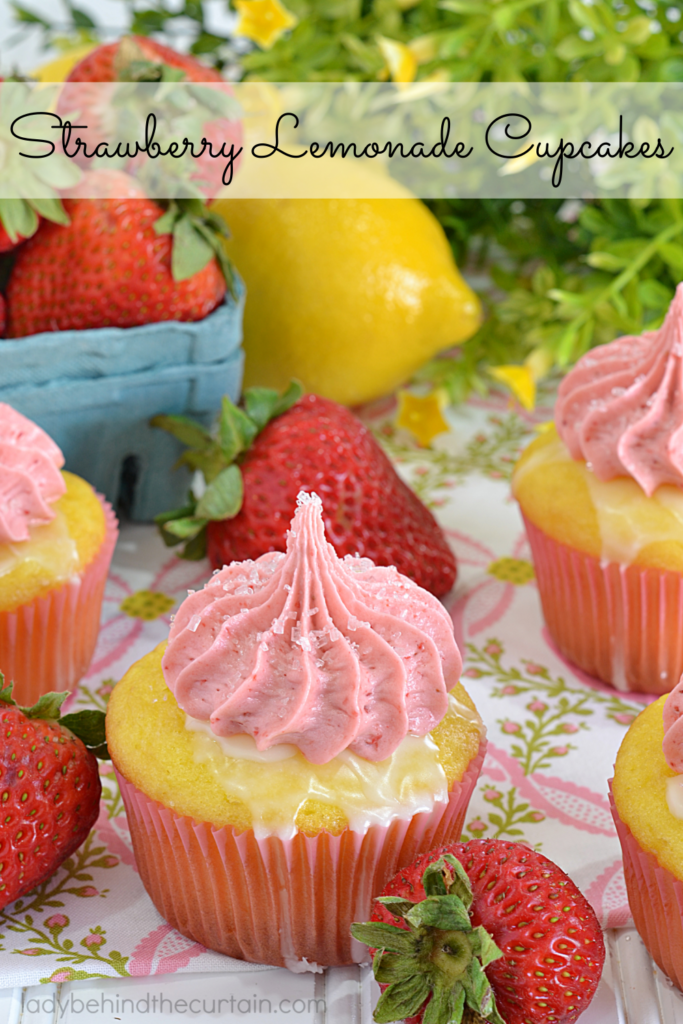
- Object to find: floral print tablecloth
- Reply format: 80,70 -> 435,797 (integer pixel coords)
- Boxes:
0,391 -> 644,988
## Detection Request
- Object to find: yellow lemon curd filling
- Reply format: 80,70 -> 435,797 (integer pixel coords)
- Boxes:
613,697 -> 683,880
513,425 -> 683,572
0,471 -> 105,613
107,643 -> 484,840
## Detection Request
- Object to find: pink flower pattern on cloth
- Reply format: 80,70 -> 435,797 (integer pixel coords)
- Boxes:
663,675 -> 683,772
0,403 -> 65,543
162,491 -> 462,764
555,283 -> 683,495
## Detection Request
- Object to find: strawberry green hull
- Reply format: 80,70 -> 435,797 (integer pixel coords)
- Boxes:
0,282 -> 244,521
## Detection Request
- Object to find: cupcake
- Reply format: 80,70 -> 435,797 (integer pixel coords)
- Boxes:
107,492 -> 485,969
0,403 -> 118,702
611,677 -> 683,989
513,284 -> 683,694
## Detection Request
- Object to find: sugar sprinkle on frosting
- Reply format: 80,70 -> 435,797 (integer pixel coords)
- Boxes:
162,491 -> 462,764
0,404 -> 65,544
556,284 -> 683,496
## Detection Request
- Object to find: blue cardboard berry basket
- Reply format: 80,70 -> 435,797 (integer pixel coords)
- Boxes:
0,279 -> 244,521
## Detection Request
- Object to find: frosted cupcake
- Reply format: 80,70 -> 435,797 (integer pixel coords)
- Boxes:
514,284 -> 683,693
107,492 -> 485,969
0,403 -> 117,701
611,677 -> 683,989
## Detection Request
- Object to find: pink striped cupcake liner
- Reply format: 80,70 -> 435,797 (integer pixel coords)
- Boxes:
0,495 -> 118,703
523,513 -> 683,694
610,781 -> 683,990
115,738 -> 486,970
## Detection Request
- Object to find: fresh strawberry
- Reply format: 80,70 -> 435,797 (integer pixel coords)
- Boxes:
351,840 -> 605,1024
66,35 -> 225,85
0,293 -> 6,337
62,36 -> 242,198
153,383 -> 458,597
0,198 -> 70,253
0,680 -> 107,910
0,223 -> 26,253
5,170 -> 234,337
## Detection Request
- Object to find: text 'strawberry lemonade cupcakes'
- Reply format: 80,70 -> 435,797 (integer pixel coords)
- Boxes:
107,492 -> 485,969
513,284 -> 683,694
611,676 -> 683,989
0,403 -> 117,702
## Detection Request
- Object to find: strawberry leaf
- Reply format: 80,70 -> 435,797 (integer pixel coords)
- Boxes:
29,197 -> 70,226
350,922 -> 417,955
0,673 -> 15,706
149,414 -> 213,450
469,926 -> 503,969
162,516 -> 207,540
177,526 -> 208,560
171,213 -> 215,282
0,198 -> 37,242
219,396 -> 258,462
374,951 -> 423,985
423,985 -> 465,1024
375,895 -> 415,918
243,380 -> 304,431
176,447 -> 225,482
195,464 -> 243,521
374,975 -> 431,1024
60,709 -> 109,758
404,895 -> 472,933
154,200 -> 237,297
23,692 -> 69,721
152,207 -> 178,236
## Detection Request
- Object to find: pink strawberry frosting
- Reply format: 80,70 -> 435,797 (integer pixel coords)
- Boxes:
663,676 -> 683,773
162,492 -> 461,764
556,283 -> 683,496
0,404 -> 65,544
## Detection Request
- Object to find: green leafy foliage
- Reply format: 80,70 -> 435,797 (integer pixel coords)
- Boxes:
151,380 -> 303,558
154,200 -> 236,294
420,196 -> 683,403
12,2 -> 683,399
12,0 -> 683,85
351,853 -> 505,1024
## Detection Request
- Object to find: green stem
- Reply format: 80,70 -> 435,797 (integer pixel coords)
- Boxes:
556,218 -> 683,363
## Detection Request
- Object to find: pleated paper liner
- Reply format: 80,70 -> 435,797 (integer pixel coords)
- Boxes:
116,738 -> 486,970
523,513 -> 683,695
609,781 -> 683,991
0,496 -> 118,703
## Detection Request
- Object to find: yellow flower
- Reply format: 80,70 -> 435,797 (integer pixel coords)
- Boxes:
490,343 -> 554,412
377,37 -> 418,84
396,389 -> 450,447
489,364 -> 536,411
31,44 -> 95,83
234,0 -> 297,50
407,34 -> 440,65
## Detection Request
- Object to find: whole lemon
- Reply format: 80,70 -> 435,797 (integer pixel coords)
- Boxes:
212,195 -> 481,406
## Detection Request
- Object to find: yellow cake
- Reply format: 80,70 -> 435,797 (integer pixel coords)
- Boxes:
514,426 -> 683,574
108,493 -> 485,968
0,404 -> 118,700
107,643 -> 483,837
612,697 -> 680,876
0,471 -> 106,613
611,695 -> 683,989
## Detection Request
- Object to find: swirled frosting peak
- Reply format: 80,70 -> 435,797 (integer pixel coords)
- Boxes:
0,404 -> 65,544
556,284 -> 683,496
663,676 -> 683,773
162,492 -> 461,764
